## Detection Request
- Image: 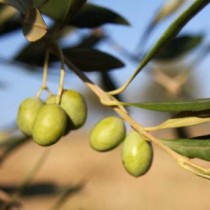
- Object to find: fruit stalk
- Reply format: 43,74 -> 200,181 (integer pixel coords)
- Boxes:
36,49 -> 51,97
56,44 -> 66,105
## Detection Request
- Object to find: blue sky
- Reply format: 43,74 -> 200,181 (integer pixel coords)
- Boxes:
1,0 -> 210,130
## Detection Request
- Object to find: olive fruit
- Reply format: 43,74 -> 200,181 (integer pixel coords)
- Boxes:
46,94 -> 72,135
122,131 -> 153,177
17,97 -> 44,136
90,116 -> 126,152
32,104 -> 67,146
46,90 -> 87,130
46,94 -> 56,104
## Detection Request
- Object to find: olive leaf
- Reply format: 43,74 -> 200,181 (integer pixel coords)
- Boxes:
0,16 -> 21,35
64,48 -> 124,71
147,116 -> 210,131
0,4 -> 21,35
122,98 -> 210,112
137,0 -> 186,50
39,0 -> 86,22
152,0 -> 186,25
70,3 -> 129,28
0,4 -> 17,24
15,44 -> 124,71
33,0 -> 49,8
154,34 -> 203,61
14,39 -> 46,66
0,0 -> 33,13
119,1 -> 209,92
22,8 -> 47,42
161,136 -> 210,161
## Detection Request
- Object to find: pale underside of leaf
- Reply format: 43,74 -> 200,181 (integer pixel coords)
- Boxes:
22,8 -> 47,42
0,0 -> 33,13
154,0 -> 186,24
146,117 -> 210,131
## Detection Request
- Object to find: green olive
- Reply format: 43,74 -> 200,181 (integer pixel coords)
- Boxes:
46,94 -> 71,135
32,104 -> 67,146
46,94 -> 56,104
46,90 -> 87,130
17,97 -> 44,136
122,131 -> 153,177
90,116 -> 126,152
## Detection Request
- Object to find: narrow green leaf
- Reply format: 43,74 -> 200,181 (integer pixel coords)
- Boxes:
137,0 -> 186,50
70,3 -> 129,28
64,48 -> 124,71
119,0 -> 210,92
161,137 -> 210,161
123,98 -> 210,112
39,0 -> 86,21
73,31 -> 105,48
22,8 -> 47,42
154,34 -> 203,61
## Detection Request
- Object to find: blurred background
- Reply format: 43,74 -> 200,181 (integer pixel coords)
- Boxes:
1,0 -> 210,209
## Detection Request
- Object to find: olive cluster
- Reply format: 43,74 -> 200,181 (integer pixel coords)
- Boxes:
90,116 -> 153,177
17,89 -> 87,146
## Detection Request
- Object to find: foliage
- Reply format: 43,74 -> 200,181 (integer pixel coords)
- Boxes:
1,0 -> 210,209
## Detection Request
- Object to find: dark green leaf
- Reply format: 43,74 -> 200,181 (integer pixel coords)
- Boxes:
39,0 -> 86,21
154,34 -> 203,61
33,0 -> 49,8
14,39 -> 46,66
161,136 -> 210,161
15,44 -> 124,71
64,48 -> 124,71
124,98 -> 210,112
70,3 -> 129,28
100,72 -> 123,101
73,31 -> 105,48
100,72 -> 118,92
0,17 -> 21,36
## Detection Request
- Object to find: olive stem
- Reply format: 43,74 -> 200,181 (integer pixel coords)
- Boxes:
55,44 -> 66,105
64,56 -> 210,180
36,49 -> 51,97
